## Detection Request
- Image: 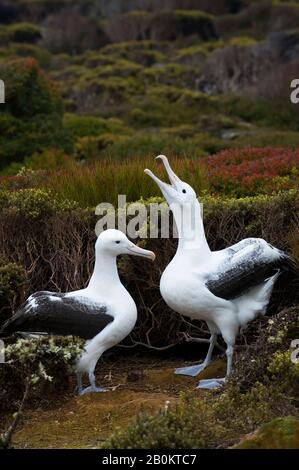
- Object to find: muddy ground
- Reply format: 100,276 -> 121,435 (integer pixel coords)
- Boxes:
8,356 -> 226,449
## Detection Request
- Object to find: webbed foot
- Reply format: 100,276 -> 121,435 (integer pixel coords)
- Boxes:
78,386 -> 109,396
196,378 -> 226,390
175,363 -> 207,377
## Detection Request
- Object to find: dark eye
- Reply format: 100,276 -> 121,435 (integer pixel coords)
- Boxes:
115,241 -> 120,244
182,189 -> 186,194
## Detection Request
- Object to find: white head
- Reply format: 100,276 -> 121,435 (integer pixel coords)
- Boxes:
144,155 -> 197,206
95,229 -> 155,261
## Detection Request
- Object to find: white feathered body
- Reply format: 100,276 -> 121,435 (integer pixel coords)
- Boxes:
160,237 -> 283,339
75,284 -> 137,374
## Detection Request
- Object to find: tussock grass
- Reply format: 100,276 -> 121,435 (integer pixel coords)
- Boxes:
45,157 -> 207,207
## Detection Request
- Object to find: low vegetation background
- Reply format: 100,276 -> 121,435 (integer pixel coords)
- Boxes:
0,0 -> 299,449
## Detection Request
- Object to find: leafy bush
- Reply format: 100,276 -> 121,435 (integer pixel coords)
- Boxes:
221,94 -> 297,130
0,57 -> 62,118
7,22 -> 42,44
24,149 -> 74,171
141,63 -> 197,88
101,134 -> 210,160
230,307 -> 299,393
171,10 -> 217,39
64,114 -> 130,138
0,43 -> 52,68
74,75 -> 140,115
0,113 -> 74,171
0,58 -> 73,169
0,257 -> 26,323
105,307 -> 299,449
126,85 -> 219,128
0,337 -> 84,410
106,395 -> 227,449
75,134 -> 130,160
0,188 -> 78,218
100,40 -> 166,66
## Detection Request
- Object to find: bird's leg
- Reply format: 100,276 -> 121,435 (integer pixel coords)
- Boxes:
76,372 -> 83,394
196,342 -> 234,390
225,344 -> 234,377
175,333 -> 217,377
78,370 -> 109,396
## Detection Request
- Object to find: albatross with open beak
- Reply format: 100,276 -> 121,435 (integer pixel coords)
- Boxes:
0,229 -> 155,395
145,155 -> 290,389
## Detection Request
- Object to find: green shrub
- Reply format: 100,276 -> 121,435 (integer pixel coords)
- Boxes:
128,85 -> 219,128
141,63 -> 197,88
0,188 -> 78,218
174,10 -> 216,39
64,114 -> 130,138
101,134 -> 213,160
0,58 -> 73,169
0,113 -> 74,170
232,130 -> 299,149
93,60 -> 143,79
24,149 -> 73,171
175,44 -> 209,64
0,257 -> 26,323
100,40 -> 166,66
0,57 -> 62,118
106,395 -> 227,449
222,94 -> 297,130
229,35 -> 257,46
0,337 -> 84,410
75,134 -> 130,160
105,307 -> 299,449
75,75 -> 140,115
0,43 -> 52,68
7,23 -> 42,44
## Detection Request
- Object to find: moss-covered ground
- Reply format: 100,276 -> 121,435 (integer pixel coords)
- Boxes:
8,357 -> 225,449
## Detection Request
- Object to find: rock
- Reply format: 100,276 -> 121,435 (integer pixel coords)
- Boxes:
127,370 -> 145,382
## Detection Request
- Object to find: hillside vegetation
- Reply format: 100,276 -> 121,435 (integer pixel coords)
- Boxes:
0,0 -> 299,450
1,1 -> 299,173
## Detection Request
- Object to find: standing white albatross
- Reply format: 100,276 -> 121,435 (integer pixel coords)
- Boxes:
0,229 -> 155,395
145,155 -> 291,389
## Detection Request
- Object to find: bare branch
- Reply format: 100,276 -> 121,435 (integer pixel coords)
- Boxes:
0,378 -> 30,449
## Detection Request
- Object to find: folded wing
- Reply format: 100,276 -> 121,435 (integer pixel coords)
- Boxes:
205,238 -> 291,300
0,291 -> 114,339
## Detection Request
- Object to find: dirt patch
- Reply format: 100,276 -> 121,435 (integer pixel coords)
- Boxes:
10,357 -> 226,449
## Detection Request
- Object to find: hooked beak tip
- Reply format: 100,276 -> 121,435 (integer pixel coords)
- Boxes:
128,245 -> 156,261
156,154 -> 167,162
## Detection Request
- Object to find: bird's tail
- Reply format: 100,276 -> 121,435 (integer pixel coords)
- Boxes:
0,313 -> 20,338
233,270 -> 280,329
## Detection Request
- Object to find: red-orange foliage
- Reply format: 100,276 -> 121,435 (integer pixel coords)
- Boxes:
205,147 -> 299,196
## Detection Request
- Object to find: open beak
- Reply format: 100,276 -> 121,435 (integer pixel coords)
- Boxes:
144,155 -> 180,197
127,243 -> 156,261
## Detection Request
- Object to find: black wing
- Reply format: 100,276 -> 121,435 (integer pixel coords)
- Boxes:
0,291 -> 114,340
205,239 -> 291,300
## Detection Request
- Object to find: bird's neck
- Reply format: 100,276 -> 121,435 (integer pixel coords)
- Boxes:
88,251 -> 120,292
171,199 -> 211,263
